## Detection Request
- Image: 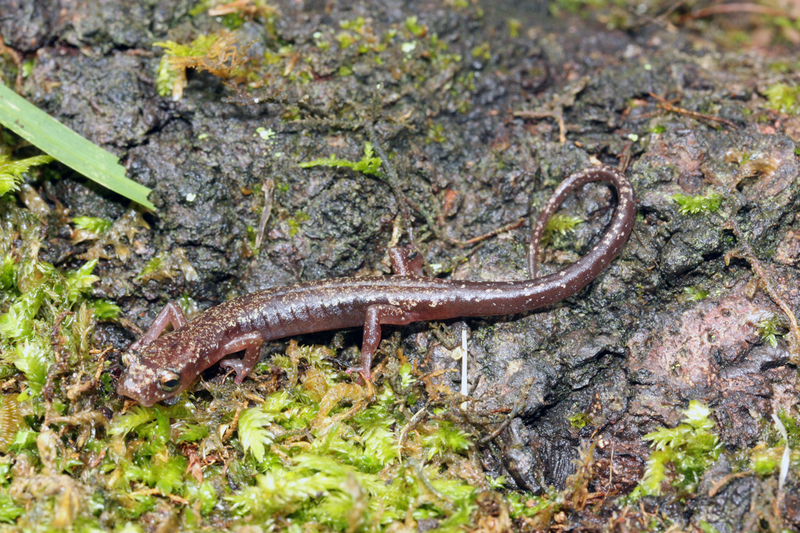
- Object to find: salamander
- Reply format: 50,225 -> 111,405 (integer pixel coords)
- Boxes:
117,165 -> 636,406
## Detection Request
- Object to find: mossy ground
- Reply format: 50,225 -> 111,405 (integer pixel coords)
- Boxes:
2,0 -> 800,531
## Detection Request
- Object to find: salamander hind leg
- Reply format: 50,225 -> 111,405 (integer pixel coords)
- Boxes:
389,246 -> 425,276
347,304 -> 418,381
218,332 -> 264,383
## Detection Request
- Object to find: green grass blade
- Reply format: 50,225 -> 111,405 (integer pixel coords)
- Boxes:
0,83 -> 155,210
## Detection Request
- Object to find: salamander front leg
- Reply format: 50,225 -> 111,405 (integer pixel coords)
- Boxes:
347,304 -> 418,380
218,332 -> 264,383
129,301 -> 189,350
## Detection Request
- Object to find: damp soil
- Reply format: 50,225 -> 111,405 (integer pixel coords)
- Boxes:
3,0 -> 800,531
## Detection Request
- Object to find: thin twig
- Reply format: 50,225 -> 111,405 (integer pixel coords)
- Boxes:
409,458 -> 455,512
398,407 -> 428,452
364,123 -> 418,245
448,217 -> 526,246
514,107 -> 567,144
726,216 -> 800,363
708,472 -> 749,497
0,37 -> 24,92
650,92 -> 738,129
221,407 -> 242,443
608,440 -> 615,488
363,123 -> 449,264
679,3 -> 791,24
514,76 -> 589,144
477,378 -> 534,445
254,179 -> 274,252
657,0 -> 687,21
66,346 -> 112,401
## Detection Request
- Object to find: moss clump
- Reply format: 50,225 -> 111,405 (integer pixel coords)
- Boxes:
300,142 -> 383,177
75,210 -> 150,262
154,32 -> 248,100
672,192 -> 722,215
763,83 -> 800,114
0,196 -> 131,529
757,314 -> 786,348
628,401 -> 721,499
542,213 -> 583,247
568,411 -> 592,429
0,155 -> 53,197
683,286 -> 710,301
105,342 -> 484,530
72,216 -> 113,234
136,248 -> 198,283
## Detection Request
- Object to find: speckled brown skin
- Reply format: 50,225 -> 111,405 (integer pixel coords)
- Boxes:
117,165 -> 636,406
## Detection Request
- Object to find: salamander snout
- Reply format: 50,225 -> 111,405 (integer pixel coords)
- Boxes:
116,349 -> 173,407
117,374 -> 156,407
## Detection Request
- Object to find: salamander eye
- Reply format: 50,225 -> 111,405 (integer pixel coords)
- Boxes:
158,370 -> 181,393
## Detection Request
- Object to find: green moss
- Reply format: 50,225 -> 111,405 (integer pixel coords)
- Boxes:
699,521 -> 722,533
768,61 -> 791,73
426,123 -> 446,144
628,401 -> 721,499
0,254 -> 14,290
542,213 -> 583,247
137,252 -> 167,280
72,216 -> 113,234
568,411 -> 591,429
751,448 -> 780,476
470,42 -> 490,60
421,418 -> 472,459
428,34 -> 462,68
89,299 -> 121,320
0,492 -> 22,524
405,16 -> 426,37
19,60 -> 34,79
286,210 -> 310,237
0,205 -> 103,403
763,82 -> 800,114
209,352 -> 479,528
757,314 -> 786,348
550,0 -> 606,17
777,409 -> 800,447
9,340 -> 49,395
506,489 -> 562,519
340,16 -> 366,31
154,32 -> 248,100
238,392 -> 294,462
0,155 -> 53,197
175,423 -> 209,443
219,12 -> 246,30
255,126 -> 276,142
154,34 -> 220,97
684,286 -> 710,301
335,31 -> 356,49
672,192 -> 722,215
136,249 -> 197,282
299,142 -> 382,176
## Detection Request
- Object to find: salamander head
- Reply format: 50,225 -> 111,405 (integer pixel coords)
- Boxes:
116,337 -> 197,406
